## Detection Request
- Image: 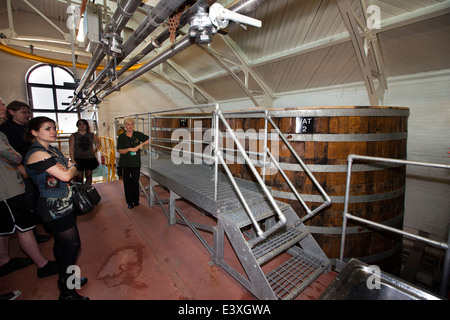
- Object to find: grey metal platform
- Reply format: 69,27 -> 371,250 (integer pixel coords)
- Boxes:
142,153 -> 282,217
141,152 -> 330,300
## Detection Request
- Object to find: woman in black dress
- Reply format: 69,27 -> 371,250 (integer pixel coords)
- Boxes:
69,119 -> 100,185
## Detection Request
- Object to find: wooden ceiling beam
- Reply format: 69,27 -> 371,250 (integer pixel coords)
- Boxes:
336,0 -> 379,106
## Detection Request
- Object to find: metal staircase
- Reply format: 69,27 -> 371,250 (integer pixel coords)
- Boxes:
131,104 -> 332,300
215,184 -> 330,300
146,156 -> 330,300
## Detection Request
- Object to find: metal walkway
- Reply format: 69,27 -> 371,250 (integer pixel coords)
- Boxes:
142,153 -> 331,300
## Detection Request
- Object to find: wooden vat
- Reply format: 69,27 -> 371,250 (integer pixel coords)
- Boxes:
221,107 -> 409,273
150,106 -> 409,273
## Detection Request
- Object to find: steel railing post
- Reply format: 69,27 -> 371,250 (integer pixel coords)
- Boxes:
262,110 -> 268,180
440,229 -> 450,297
339,154 -> 354,263
214,104 -> 220,201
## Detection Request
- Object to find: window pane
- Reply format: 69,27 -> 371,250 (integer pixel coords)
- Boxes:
56,89 -> 74,110
28,65 -> 53,85
53,67 -> 74,86
31,87 -> 54,109
32,112 -> 57,122
57,113 -> 78,134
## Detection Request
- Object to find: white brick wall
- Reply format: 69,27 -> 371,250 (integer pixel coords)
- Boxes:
384,72 -> 450,241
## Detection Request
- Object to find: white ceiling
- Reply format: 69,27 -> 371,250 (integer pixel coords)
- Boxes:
1,0 -> 449,107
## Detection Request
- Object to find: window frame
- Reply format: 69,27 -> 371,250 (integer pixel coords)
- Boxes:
26,64 -> 79,132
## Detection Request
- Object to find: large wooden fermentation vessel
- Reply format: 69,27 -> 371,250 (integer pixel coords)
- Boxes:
225,106 -> 409,273
151,106 -> 409,273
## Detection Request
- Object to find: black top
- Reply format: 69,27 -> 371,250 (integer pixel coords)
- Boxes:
117,131 -> 149,167
0,120 -> 30,160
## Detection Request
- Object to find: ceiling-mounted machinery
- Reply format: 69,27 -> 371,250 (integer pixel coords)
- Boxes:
209,3 -> 262,29
71,0 -> 267,110
82,1 -> 130,58
68,0 -> 142,111
189,3 -> 262,44
102,31 -> 124,58
83,2 -> 103,53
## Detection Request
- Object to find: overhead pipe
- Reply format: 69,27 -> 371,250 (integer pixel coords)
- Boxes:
228,0 -> 269,15
69,0 -> 142,108
99,35 -> 196,99
98,0 -> 269,101
99,1 -> 214,99
84,0 -> 189,98
94,0 -> 217,95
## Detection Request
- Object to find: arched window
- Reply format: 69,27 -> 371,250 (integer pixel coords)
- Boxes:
26,64 -> 79,133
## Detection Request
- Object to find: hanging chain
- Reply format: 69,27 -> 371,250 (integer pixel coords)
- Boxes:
168,11 -> 183,43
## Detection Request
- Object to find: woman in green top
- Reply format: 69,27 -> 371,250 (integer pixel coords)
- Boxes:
117,118 -> 149,209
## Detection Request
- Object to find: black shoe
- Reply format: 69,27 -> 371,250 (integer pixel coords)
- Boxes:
134,202 -> 139,207
58,278 -> 89,300
0,258 -> 33,277
37,260 -> 58,278
127,204 -> 134,209
59,290 -> 90,300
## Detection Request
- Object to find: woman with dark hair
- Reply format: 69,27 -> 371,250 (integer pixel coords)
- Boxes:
24,117 -> 89,300
69,119 -> 100,185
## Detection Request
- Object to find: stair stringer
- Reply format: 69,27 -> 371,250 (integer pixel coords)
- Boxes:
213,204 -> 330,300
213,216 -> 278,300
282,206 -> 329,263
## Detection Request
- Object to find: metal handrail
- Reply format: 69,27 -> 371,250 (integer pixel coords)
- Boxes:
212,106 -> 332,244
215,109 -> 286,246
212,109 -> 331,222
265,115 -> 332,222
339,154 -> 450,297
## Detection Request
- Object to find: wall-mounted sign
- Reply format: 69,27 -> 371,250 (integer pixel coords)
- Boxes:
296,117 -> 314,133
180,119 -> 188,127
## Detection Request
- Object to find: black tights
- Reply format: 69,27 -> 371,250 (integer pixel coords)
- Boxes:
53,226 -> 81,278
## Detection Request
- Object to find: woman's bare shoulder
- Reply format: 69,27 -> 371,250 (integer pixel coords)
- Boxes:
27,150 -> 52,164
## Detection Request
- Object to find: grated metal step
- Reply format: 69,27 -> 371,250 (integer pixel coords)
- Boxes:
217,192 -> 263,212
266,250 -> 330,300
220,198 -> 290,228
252,227 -> 309,265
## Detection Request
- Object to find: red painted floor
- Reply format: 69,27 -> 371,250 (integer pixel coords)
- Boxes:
0,179 -> 337,300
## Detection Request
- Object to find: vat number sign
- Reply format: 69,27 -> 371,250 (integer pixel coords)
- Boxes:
296,117 -> 314,133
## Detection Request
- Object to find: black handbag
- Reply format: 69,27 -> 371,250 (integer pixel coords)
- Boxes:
72,182 -> 101,215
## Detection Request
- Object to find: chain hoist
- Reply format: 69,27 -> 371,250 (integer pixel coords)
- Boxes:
168,11 -> 183,43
